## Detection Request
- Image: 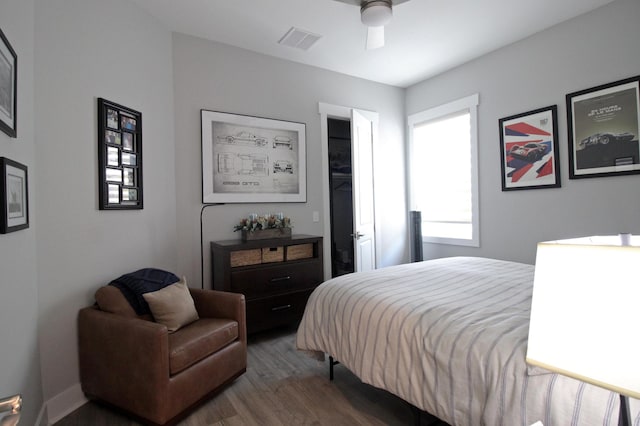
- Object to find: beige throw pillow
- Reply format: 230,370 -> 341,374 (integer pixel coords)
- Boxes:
142,277 -> 199,332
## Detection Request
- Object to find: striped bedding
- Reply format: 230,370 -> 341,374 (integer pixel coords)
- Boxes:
296,257 -> 639,426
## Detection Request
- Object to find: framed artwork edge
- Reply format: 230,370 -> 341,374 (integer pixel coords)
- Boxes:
566,75 -> 640,180
0,27 -> 17,138
201,109 -> 307,204
0,157 -> 29,234
499,105 -> 561,191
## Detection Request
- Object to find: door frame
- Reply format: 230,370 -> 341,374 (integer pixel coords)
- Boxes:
318,102 -> 380,279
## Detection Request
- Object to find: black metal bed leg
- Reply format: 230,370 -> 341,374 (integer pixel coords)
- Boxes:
329,356 -> 340,381
329,356 -> 334,380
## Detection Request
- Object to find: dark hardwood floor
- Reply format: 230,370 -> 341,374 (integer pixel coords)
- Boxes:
55,325 -> 447,425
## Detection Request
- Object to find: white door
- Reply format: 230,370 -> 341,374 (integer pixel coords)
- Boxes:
351,109 -> 376,272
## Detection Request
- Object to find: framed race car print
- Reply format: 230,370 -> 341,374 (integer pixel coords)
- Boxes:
499,105 -> 560,191
567,75 -> 640,179
201,110 -> 306,203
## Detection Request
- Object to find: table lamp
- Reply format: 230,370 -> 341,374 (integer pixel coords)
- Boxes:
527,235 -> 639,426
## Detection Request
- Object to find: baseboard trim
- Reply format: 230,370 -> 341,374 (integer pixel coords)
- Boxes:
35,403 -> 47,426
46,383 -> 88,425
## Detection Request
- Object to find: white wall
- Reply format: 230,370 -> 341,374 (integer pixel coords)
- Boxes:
171,33 -> 407,288
0,1 -> 44,425
34,0 -> 177,420
406,0 -> 640,264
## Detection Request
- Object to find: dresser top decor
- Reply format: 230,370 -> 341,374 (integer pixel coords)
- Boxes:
233,213 -> 292,241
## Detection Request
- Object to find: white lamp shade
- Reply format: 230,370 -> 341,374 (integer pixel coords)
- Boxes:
361,2 -> 392,27
527,235 -> 640,399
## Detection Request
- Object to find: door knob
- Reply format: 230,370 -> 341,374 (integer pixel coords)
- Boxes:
351,231 -> 365,239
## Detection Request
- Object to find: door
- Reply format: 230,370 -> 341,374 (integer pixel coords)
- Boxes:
351,110 -> 376,272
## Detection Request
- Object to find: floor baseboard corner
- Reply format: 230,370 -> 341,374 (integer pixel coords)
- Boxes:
35,402 -> 47,426
45,383 -> 87,425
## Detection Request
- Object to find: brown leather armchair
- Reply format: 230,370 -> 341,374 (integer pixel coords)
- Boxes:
78,287 -> 246,425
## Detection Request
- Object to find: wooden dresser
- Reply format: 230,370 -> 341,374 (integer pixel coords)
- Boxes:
210,235 -> 323,334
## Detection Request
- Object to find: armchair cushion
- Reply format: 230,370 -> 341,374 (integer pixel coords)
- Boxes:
143,278 -> 199,332
168,318 -> 238,375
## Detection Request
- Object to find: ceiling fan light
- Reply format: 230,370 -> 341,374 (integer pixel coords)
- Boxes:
366,26 -> 385,50
361,1 -> 392,27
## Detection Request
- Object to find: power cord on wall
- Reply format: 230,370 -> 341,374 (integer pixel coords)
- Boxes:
200,203 -> 224,289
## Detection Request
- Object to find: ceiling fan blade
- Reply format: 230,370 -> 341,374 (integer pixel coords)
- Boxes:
332,0 -> 411,5
366,26 -> 385,50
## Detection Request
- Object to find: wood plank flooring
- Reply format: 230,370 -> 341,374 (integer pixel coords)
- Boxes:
55,325 -> 447,425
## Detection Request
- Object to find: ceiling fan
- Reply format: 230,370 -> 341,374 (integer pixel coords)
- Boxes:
332,0 -> 412,50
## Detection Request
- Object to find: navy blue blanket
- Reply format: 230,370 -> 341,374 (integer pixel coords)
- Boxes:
109,268 -> 179,315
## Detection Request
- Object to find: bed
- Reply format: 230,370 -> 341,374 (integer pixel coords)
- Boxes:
296,257 -> 639,426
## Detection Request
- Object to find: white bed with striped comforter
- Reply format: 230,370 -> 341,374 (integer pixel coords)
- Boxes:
296,257 -> 639,426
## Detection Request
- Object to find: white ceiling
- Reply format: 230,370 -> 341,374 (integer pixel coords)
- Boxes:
130,0 -> 616,88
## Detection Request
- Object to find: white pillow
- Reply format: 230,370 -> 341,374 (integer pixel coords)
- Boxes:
142,277 -> 199,332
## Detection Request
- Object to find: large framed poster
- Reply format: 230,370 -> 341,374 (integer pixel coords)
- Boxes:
201,110 -> 306,203
567,75 -> 640,179
499,105 -> 560,191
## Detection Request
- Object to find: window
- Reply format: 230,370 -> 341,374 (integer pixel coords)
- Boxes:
408,94 -> 479,247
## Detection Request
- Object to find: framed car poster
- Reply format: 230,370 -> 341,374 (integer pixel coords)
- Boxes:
201,110 -> 306,203
499,105 -> 560,191
567,75 -> 640,179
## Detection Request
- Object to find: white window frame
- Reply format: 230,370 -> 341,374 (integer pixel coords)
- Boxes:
407,93 -> 480,247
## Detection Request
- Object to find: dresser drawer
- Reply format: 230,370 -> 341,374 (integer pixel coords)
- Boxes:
230,262 -> 321,299
246,290 -> 314,334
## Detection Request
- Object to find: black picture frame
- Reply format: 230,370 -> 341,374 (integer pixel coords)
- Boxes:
499,105 -> 561,191
0,27 -> 17,138
97,98 -> 143,210
567,75 -> 640,179
0,157 -> 28,233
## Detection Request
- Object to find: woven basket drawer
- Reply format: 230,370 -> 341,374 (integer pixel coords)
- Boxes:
230,249 -> 262,267
287,243 -> 313,260
262,246 -> 284,263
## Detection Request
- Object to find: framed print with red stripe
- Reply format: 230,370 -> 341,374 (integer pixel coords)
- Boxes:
499,105 -> 560,191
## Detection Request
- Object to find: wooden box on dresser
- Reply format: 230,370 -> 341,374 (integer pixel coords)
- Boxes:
210,235 -> 323,334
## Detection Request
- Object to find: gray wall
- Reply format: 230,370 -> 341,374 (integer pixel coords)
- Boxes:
0,0 -> 44,425
2,0 -> 637,423
34,0 -> 177,420
406,0 -> 640,264
172,33 -> 407,289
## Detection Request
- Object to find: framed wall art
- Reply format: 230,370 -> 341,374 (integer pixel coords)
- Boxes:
567,75 -> 640,179
0,27 -> 17,138
499,105 -> 560,191
201,110 -> 306,203
0,157 -> 28,233
97,98 -> 143,209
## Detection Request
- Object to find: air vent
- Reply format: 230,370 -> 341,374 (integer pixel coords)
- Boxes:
278,27 -> 322,51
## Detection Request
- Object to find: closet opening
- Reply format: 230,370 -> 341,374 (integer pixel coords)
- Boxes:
328,118 -> 355,277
